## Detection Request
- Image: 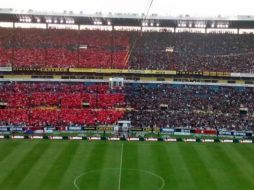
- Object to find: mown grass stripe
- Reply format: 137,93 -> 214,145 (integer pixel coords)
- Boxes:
118,143 -> 123,190
208,144 -> 253,189
0,141 -> 20,163
78,142 -> 110,189
57,141 -> 96,190
221,144 -> 254,186
245,144 -> 254,152
133,143 -> 164,190
96,143 -> 122,190
0,141 -> 39,184
0,140 -> 51,189
194,143 -> 234,190
178,143 -> 218,190
121,142 -> 141,190
144,143 -> 178,189
152,143 -> 179,189
233,144 -> 254,163
39,141 -> 80,190
17,141 -> 69,190
168,143 -> 197,190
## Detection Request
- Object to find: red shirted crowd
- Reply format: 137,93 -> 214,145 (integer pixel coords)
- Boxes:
0,28 -> 130,69
0,82 -> 125,127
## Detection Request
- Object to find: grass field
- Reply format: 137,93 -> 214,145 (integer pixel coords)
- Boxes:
0,140 -> 254,190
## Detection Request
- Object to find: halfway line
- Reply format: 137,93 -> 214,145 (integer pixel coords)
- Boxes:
118,143 -> 124,190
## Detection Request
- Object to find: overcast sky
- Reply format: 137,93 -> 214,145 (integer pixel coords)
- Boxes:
1,0 -> 254,16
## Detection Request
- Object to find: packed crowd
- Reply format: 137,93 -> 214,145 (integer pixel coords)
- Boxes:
0,82 -> 253,131
128,32 -> 254,72
1,28 -> 254,72
123,83 -> 254,131
0,28 -> 130,68
0,82 -> 125,127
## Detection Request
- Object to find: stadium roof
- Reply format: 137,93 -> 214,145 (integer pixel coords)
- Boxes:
0,8 -> 254,29
1,0 -> 254,17
1,0 -> 254,29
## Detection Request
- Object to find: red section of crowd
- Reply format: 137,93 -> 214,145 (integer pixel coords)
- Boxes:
0,83 -> 125,127
0,28 -> 130,69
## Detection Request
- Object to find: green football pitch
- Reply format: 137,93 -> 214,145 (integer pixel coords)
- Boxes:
0,140 -> 254,190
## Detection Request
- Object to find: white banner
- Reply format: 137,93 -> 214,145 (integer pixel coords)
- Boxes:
69,136 -> 82,140
50,136 -> 63,140
231,73 -> 254,78
88,137 -> 101,141
240,140 -> 253,144
12,135 -> 24,139
202,139 -> 214,143
164,138 -> 177,142
145,138 -> 158,142
184,138 -> 196,142
0,67 -> 12,72
30,136 -> 43,139
221,139 -> 233,143
128,138 -> 139,141
108,137 -> 120,141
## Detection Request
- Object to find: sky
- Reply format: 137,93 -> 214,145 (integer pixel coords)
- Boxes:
1,0 -> 254,17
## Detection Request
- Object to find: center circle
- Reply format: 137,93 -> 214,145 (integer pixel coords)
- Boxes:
74,168 -> 165,190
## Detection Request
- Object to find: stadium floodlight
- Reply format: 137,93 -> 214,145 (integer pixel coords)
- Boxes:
107,21 -> 111,25
211,23 -> 215,28
142,21 -> 148,27
189,23 -> 192,27
46,18 -> 52,23
156,23 -> 159,27
150,22 -> 154,27
60,19 -> 64,23
54,19 -> 58,23
93,19 -> 102,25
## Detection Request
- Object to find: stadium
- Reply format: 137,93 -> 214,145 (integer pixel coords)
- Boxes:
0,0 -> 254,189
